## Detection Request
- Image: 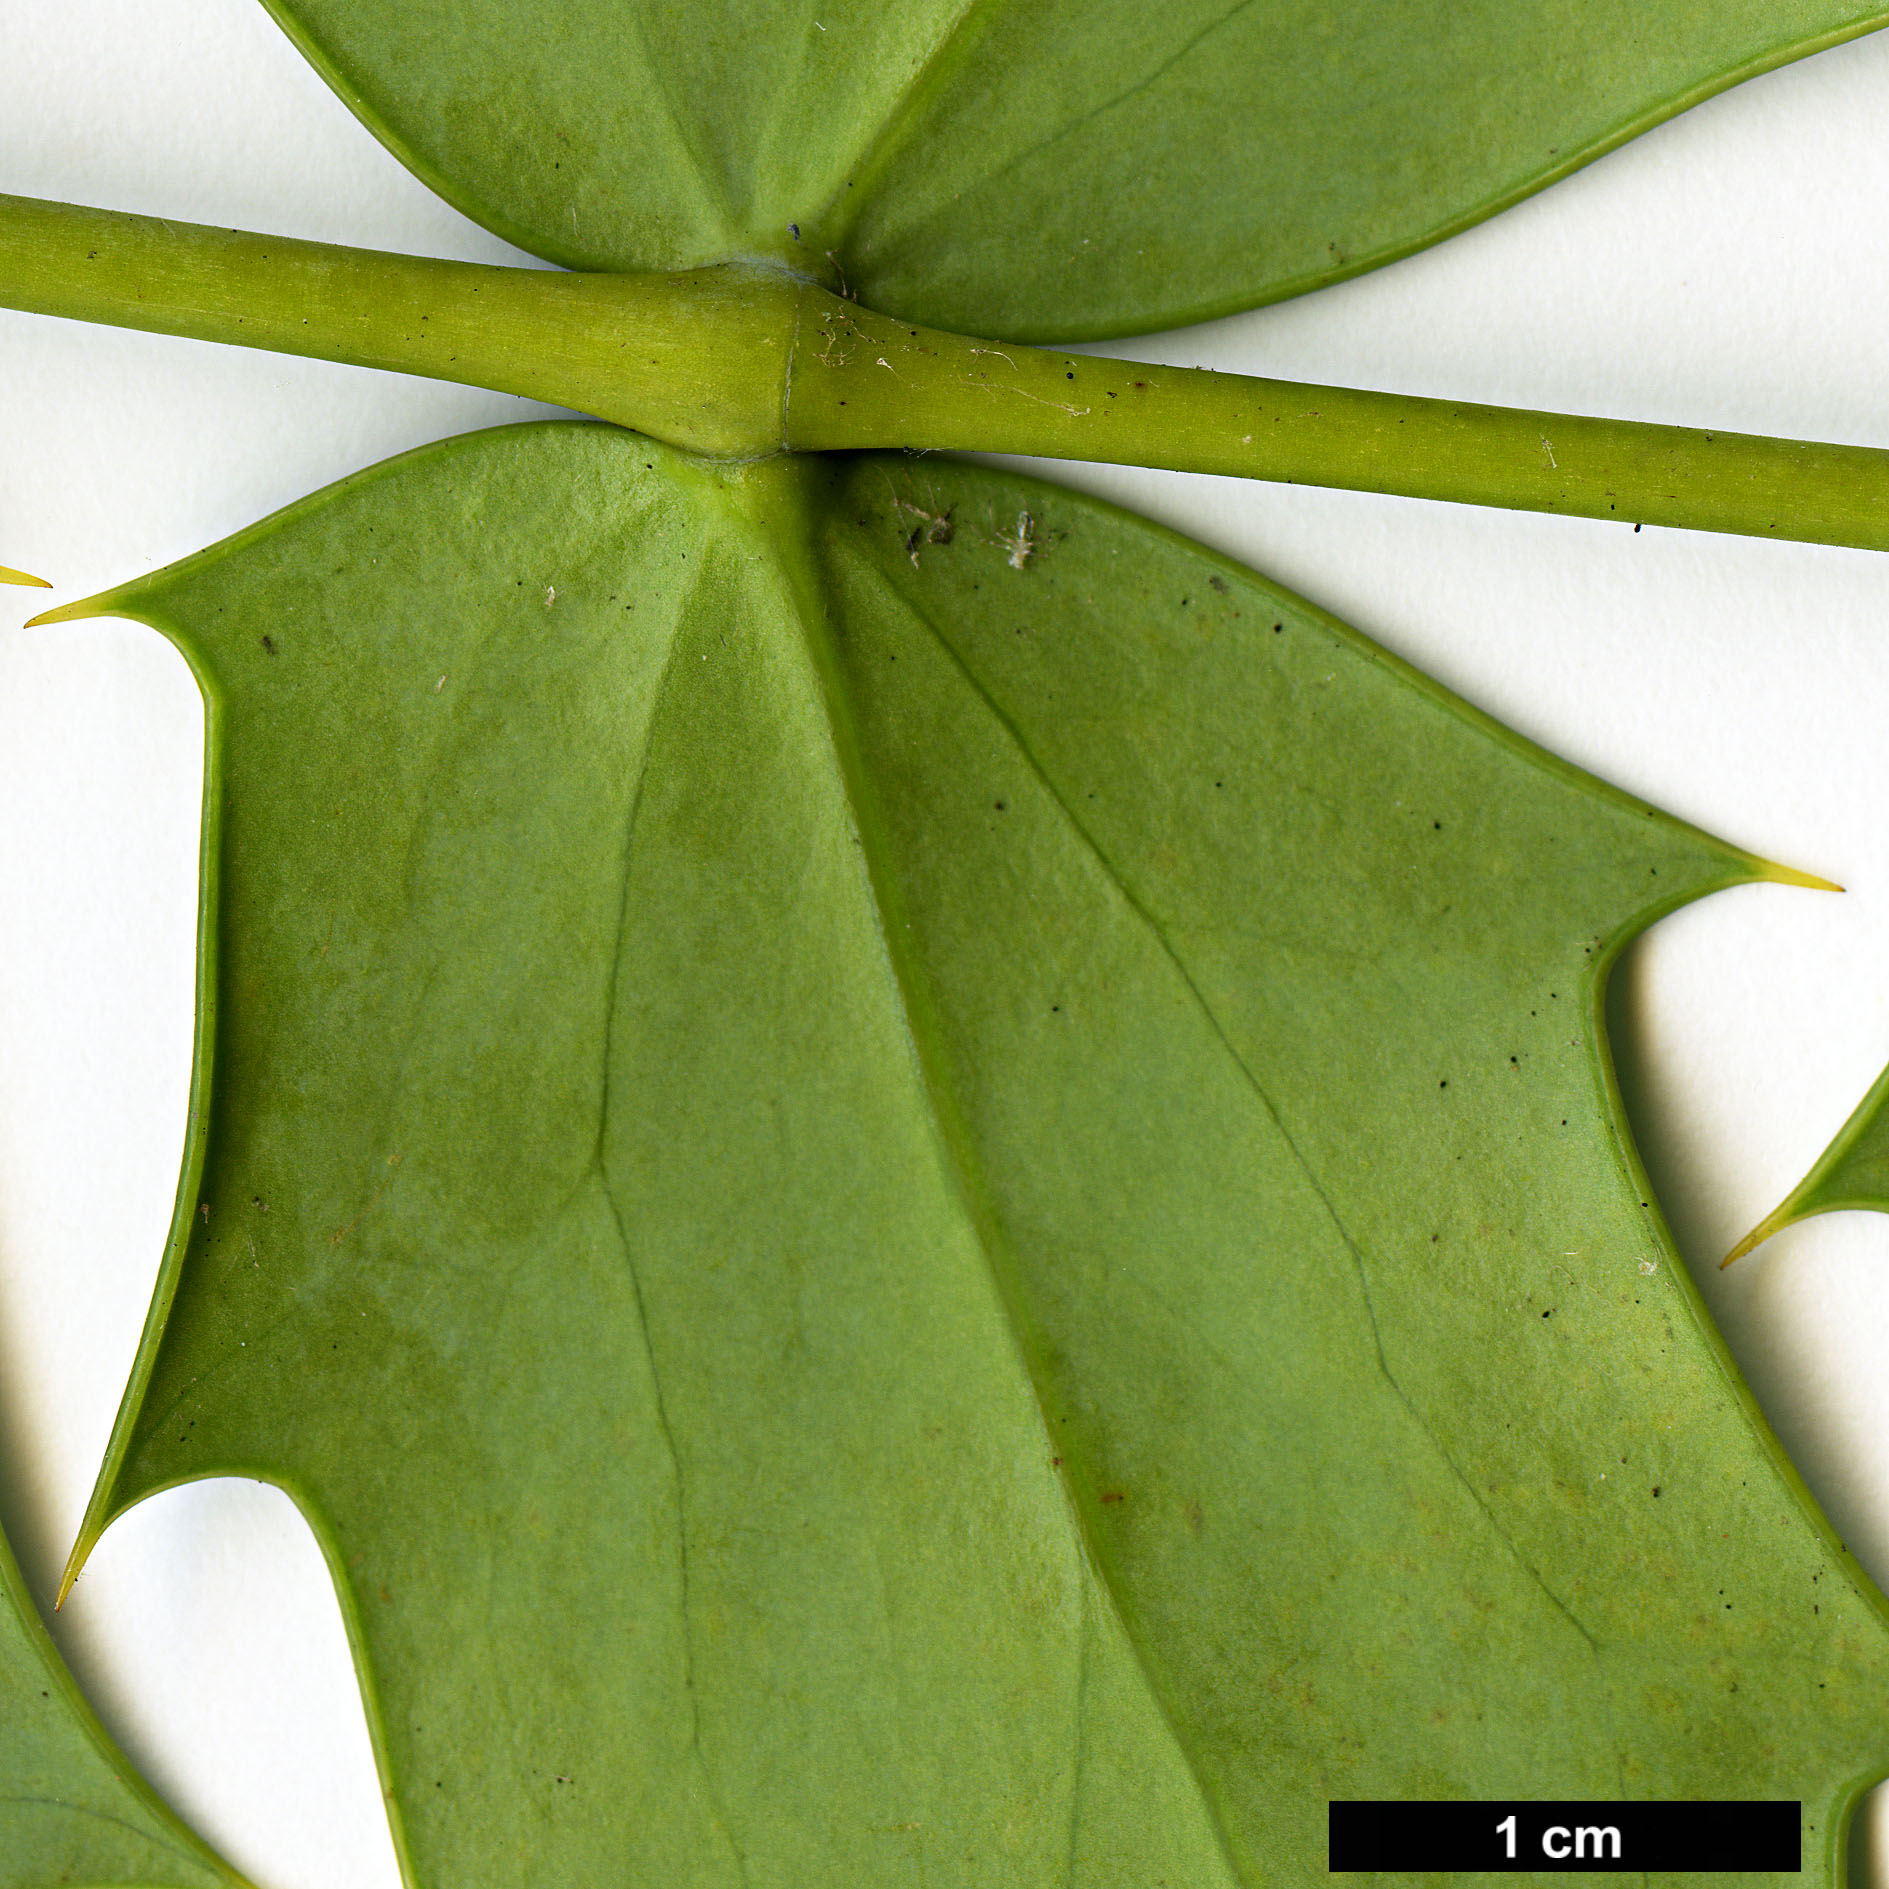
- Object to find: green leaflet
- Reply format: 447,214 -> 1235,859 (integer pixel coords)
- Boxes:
1730,1061 -> 1889,1262
0,1508 -> 245,1884
57,423 -> 1889,1885
257,0 -> 1889,338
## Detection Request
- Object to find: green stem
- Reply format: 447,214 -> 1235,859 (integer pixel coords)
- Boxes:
6,190 -> 1889,552
0,193 -> 799,455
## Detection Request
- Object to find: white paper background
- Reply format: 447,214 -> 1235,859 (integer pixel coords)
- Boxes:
5,5 -> 1889,1883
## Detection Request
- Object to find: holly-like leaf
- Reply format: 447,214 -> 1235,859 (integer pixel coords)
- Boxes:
0,1508 -> 246,1884
257,0 -> 1889,337
50,422 -> 1889,1885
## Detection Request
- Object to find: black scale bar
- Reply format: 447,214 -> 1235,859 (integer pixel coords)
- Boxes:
1329,1800 -> 1801,1872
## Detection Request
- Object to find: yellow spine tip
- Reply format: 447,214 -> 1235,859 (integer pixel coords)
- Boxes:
24,596 -> 113,629
1753,858 -> 1843,894
55,1530 -> 99,1611
1721,1211 -> 1786,1268
0,564 -> 51,589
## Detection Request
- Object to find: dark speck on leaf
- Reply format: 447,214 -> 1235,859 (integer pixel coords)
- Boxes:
1209,575 -> 1229,593
261,635 -> 276,655
994,800 -> 1007,812
1541,1309 -> 1552,1318
1100,1492 -> 1125,1505
1273,622 -> 1283,633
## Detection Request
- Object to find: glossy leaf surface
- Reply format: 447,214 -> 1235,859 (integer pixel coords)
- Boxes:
259,0 -> 1889,337
64,424 -> 1889,1885
0,1495 -> 243,1883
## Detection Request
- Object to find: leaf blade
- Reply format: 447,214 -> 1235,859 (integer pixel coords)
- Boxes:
255,0 -> 1889,335
811,456 -> 1889,1859
67,427 -> 1889,1884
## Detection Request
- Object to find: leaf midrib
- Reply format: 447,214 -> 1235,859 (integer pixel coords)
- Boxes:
809,0 -> 1003,252
593,471 -> 1133,1878
724,488 -> 1248,1887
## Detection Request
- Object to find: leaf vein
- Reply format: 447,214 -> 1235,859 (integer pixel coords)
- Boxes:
755,526 -> 1215,1878
884,0 -> 1265,239
812,0 -> 1003,247
880,559 -> 1609,1673
593,551 -> 751,1888
0,1793 -> 212,1875
835,552 -> 1247,1881
612,10 -> 741,242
